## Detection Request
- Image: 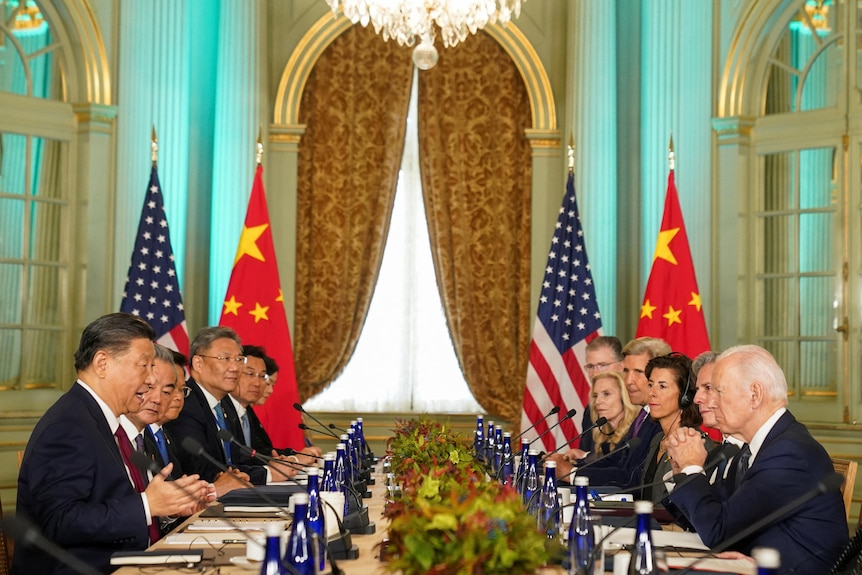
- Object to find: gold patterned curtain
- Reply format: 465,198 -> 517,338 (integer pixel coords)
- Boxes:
417,32 -> 533,423
294,26 -> 413,401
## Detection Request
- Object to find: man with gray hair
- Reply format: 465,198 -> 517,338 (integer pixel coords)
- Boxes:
165,326 -> 295,490
666,345 -> 847,574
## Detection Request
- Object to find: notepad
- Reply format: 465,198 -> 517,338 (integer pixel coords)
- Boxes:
110,549 -> 203,565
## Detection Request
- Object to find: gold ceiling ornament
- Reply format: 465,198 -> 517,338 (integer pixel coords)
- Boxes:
324,0 -> 525,70
802,0 -> 830,32
10,0 -> 45,30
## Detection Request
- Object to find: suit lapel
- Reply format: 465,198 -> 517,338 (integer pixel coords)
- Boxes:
69,383 -> 126,470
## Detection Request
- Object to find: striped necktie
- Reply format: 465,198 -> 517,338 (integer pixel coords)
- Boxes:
213,403 -> 233,465
153,428 -> 170,465
241,412 -> 252,447
115,426 -> 160,543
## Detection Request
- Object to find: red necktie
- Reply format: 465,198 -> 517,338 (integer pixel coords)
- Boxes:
115,425 -> 161,543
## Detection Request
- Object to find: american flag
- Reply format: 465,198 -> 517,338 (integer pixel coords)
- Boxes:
120,166 -> 190,355
520,171 -> 602,452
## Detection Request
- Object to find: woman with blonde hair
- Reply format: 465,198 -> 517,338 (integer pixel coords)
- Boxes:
581,371 -> 641,456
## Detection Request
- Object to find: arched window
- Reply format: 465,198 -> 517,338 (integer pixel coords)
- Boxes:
0,0 -> 70,392
735,0 -> 862,422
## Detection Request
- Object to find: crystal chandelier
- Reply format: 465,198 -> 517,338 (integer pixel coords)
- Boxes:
324,0 -> 525,70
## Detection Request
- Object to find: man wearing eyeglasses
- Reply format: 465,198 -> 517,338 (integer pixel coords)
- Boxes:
165,327 -> 295,488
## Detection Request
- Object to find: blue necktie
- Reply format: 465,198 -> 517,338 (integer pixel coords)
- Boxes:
213,403 -> 233,465
153,428 -> 170,465
241,412 -> 252,447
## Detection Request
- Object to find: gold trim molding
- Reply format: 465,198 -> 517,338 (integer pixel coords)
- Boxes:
273,14 -> 557,134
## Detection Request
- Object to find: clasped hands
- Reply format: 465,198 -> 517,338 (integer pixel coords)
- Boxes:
665,427 -> 709,474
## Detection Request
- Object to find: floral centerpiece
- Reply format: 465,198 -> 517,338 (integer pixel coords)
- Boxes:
383,417 -> 555,575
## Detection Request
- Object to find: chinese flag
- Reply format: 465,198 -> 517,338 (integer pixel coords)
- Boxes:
636,170 -> 710,358
219,164 -> 304,450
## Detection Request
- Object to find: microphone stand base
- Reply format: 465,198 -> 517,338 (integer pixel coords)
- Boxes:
347,521 -> 376,535
327,534 -> 360,560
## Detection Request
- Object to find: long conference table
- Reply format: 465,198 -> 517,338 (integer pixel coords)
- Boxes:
113,465 -> 753,575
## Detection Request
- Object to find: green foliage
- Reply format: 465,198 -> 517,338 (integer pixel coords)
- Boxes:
383,417 -> 553,575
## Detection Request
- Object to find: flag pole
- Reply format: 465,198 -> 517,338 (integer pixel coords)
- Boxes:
255,128 -> 263,165
567,134 -> 575,174
668,134 -> 674,172
151,125 -> 158,167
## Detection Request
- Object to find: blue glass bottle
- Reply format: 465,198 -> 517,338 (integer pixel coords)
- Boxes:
260,521 -> 286,575
305,467 -> 326,572
752,547 -> 780,575
474,414 -> 485,462
540,460 -> 560,539
355,417 -> 367,460
284,493 -> 314,575
493,424 -> 503,474
334,443 -> 350,517
485,420 -> 496,471
321,452 -> 337,492
500,432 -> 515,487
627,500 -> 657,575
515,437 -> 530,496
347,428 -> 360,476
523,449 -> 540,516
569,476 -> 594,574
338,435 -> 354,484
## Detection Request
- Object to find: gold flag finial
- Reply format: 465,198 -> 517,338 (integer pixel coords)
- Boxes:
567,135 -> 575,173
151,125 -> 158,166
668,134 -> 675,171
255,128 -> 263,165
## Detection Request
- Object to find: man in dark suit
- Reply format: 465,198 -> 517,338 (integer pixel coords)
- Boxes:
164,327 -> 293,492
221,346 -> 313,470
142,346 -> 186,478
667,345 -> 848,575
13,313 -> 209,574
548,337 -> 668,489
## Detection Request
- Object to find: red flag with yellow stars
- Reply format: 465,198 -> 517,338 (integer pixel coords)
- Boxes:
219,164 -> 304,450
635,169 -> 710,358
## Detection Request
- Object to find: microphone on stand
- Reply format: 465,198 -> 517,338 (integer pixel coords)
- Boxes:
591,443 -> 741,499
528,408 -> 578,448
1,515 -> 103,575
541,417 -> 608,458
299,422 -> 341,441
217,430 -> 374,536
295,403 -> 345,441
282,447 -> 326,462
672,472 -> 844,575
216,429 -> 306,474
131,451 -> 309,574
512,406 -> 561,442
328,422 -> 374,460
573,437 -> 643,474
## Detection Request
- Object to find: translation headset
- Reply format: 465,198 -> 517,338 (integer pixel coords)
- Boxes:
665,351 -> 695,409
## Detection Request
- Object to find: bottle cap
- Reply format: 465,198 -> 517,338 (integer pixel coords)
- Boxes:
292,493 -> 309,506
339,434 -> 349,441
528,449 -> 539,456
324,452 -> 336,460
356,417 -> 363,423
634,500 -> 654,514
545,460 -> 556,469
503,431 -> 512,437
495,424 -> 502,430
574,476 -> 589,487
752,547 -> 780,569
306,466 -> 319,476
477,414 -> 484,419
266,522 -> 284,537
336,443 -> 346,451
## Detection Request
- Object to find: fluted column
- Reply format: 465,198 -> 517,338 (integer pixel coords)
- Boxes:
569,0 -> 618,333
115,0 -> 192,306
640,1 -> 713,306
208,0 -> 265,323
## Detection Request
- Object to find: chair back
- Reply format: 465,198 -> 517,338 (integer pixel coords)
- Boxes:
831,457 -> 858,522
